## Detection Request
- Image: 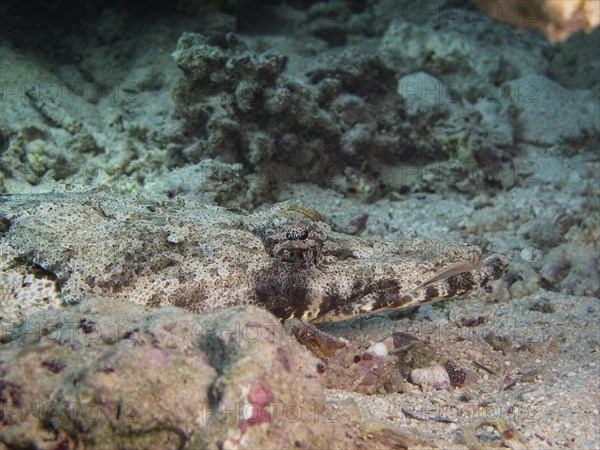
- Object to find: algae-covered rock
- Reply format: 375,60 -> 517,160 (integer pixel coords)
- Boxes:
0,299 -> 334,449
392,71 -> 516,191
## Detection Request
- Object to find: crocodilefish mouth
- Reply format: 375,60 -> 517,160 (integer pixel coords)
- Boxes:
310,253 -> 509,324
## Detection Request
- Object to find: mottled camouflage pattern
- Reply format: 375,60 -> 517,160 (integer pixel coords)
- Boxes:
0,187 -> 508,326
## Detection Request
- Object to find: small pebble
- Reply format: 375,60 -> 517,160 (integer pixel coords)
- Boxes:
410,365 -> 451,390
366,342 -> 388,357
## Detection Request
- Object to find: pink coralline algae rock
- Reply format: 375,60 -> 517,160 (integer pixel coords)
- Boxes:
410,365 -> 451,391
239,380 -> 275,433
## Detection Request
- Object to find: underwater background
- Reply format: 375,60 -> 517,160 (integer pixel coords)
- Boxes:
1,1 -> 599,448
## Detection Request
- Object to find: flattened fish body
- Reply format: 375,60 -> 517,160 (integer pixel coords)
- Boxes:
0,187 -> 508,326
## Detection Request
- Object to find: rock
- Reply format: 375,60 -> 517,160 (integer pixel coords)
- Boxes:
410,365 -> 451,390
395,340 -> 438,378
540,243 -> 600,297
366,342 -> 388,357
485,333 -> 514,354
506,74 -> 599,146
381,18 -> 547,87
444,360 -> 469,387
288,320 -> 405,395
0,298 -> 336,449
548,28 -> 600,93
397,71 -> 452,113
393,71 -> 517,192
